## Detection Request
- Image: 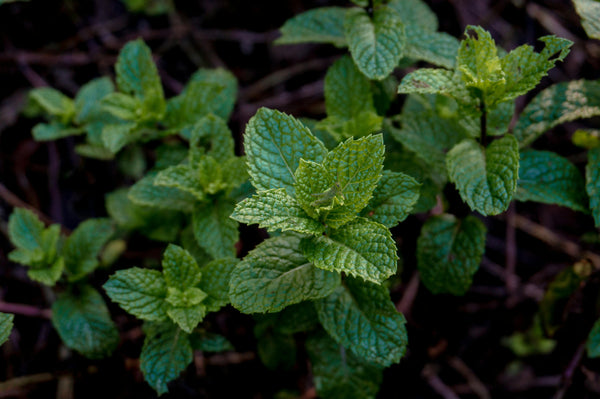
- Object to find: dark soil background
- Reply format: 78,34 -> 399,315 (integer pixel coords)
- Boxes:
1,0 -> 600,398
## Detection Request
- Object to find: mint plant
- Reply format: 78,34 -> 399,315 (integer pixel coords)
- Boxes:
7,208 -> 119,358
0,313 -> 14,346
103,244 -> 237,394
228,107 -> 419,396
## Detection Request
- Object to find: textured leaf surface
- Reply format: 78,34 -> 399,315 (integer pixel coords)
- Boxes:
63,218 -> 114,281
229,234 -> 340,313
74,77 -> 115,124
140,322 -> 193,395
52,286 -> 119,358
166,304 -> 206,333
198,258 -> 238,312
417,214 -> 487,295
187,68 -> 238,121
344,6 -> 405,80
447,136 -> 519,215
387,0 -> 438,31
588,317 -> 600,358
514,80 -> 600,147
516,150 -> 588,212
361,171 -> 420,227
307,332 -> 383,399
322,135 -> 385,226
0,313 -> 14,346
244,108 -> 327,194
316,277 -> 407,366
302,218 -> 397,284
129,173 -> 196,212
397,68 -> 456,95
162,244 -> 201,289
104,267 -> 168,321
573,0 -> 600,39
276,7 -> 347,47
231,188 -> 325,235
587,148 -> 600,227
193,200 -> 238,259
189,114 -> 235,163
115,39 -> 165,117
165,81 -> 225,130
154,164 -> 205,201
405,29 -> 459,69
457,26 -> 504,95
26,258 -> 64,286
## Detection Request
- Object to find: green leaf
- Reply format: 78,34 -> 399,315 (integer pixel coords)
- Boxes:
75,144 -> 115,160
417,214 -> 487,295
361,170 -> 420,227
256,328 -> 296,370
516,150 -> 588,212
27,257 -> 64,286
188,114 -> 235,163
104,267 -> 168,321
321,135 -> 385,227
344,6 -> 405,80
140,322 -> 193,395
513,80 -> 600,147
8,208 -> 47,254
29,87 -> 75,122
587,148 -> 600,227
387,0 -> 438,32
301,217 -> 398,284
307,332 -> 383,399
63,218 -> 114,281
166,304 -> 206,333
193,200 -> 238,259
154,164 -> 205,201
244,107 -> 327,194
162,244 -> 202,289
74,77 -> 115,124
189,331 -> 233,352
588,317 -> 600,358
187,68 -> 238,121
404,29 -> 459,69
51,286 -> 119,358
165,81 -> 225,130
101,92 -> 140,121
232,188 -> 325,235
129,172 -> 196,212
196,156 -> 228,194
397,68 -> 456,95
574,0 -> 600,39
229,234 -> 340,313
447,136 -> 519,215
166,287 -> 207,307
198,258 -> 239,312
32,123 -> 84,141
115,39 -> 165,118
276,7 -> 347,47
457,26 -> 505,95
0,313 -> 14,346
101,122 -> 138,153
315,277 -> 407,366
294,159 -> 341,218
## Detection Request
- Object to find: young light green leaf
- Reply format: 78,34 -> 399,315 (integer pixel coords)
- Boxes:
32,123 -> 84,141
321,135 -> 385,226
164,81 -> 225,130
29,87 -> 75,122
301,217 -> 397,284
63,218 -> 114,281
140,322 -> 193,395
457,26 -> 505,95
51,286 -> 119,358
27,257 -> 64,286
115,39 -> 165,117
417,214 -> 487,295
101,122 -> 138,153
101,92 -> 140,121
587,148 -> 600,227
104,267 -> 168,321
447,136 -> 519,216
8,208 -> 61,270
166,304 -> 206,334
198,258 -> 239,312
187,68 -> 238,121
514,80 -> 600,147
344,6 -> 405,80
360,170 -> 420,228
244,107 -> 327,194
154,164 -> 205,201
162,244 -> 201,289
128,172 -> 196,212
516,150 -> 588,212
0,313 -> 14,346
193,200 -> 238,259
74,77 -> 115,124
229,234 -> 340,313
294,159 -> 338,218
573,129 -> 600,149
588,317 -> 600,358
315,277 -> 407,366
197,156 -> 228,194
573,0 -> 600,39
231,188 -> 325,235
307,332 -> 383,399
276,6 -> 347,47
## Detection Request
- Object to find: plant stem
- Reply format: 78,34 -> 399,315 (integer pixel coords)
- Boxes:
480,96 -> 487,146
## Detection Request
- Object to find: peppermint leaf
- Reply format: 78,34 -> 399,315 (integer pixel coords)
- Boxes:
32,123 -> 84,141
104,267 -> 168,321
166,304 -> 206,333
187,68 -> 238,121
417,214 -> 487,295
404,29 -> 459,69
517,150 -> 588,212
588,317 -> 600,358
315,277 -> 407,366
301,217 -> 398,284
192,200 -> 238,259
154,164 -> 205,201
587,148 -> 600,227
29,87 -> 75,122
447,136 -> 519,216
198,258 -> 239,312
140,321 -> 193,395
128,172 -> 196,212
244,107 -> 327,194
0,313 -> 14,346
162,244 -> 202,289
63,218 -> 114,281
74,77 -> 115,125
344,6 -> 405,80
276,7 -> 347,47
51,286 -> 119,358
574,0 -> 600,39
165,81 -> 225,130
188,114 -> 235,163
229,234 -> 340,313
